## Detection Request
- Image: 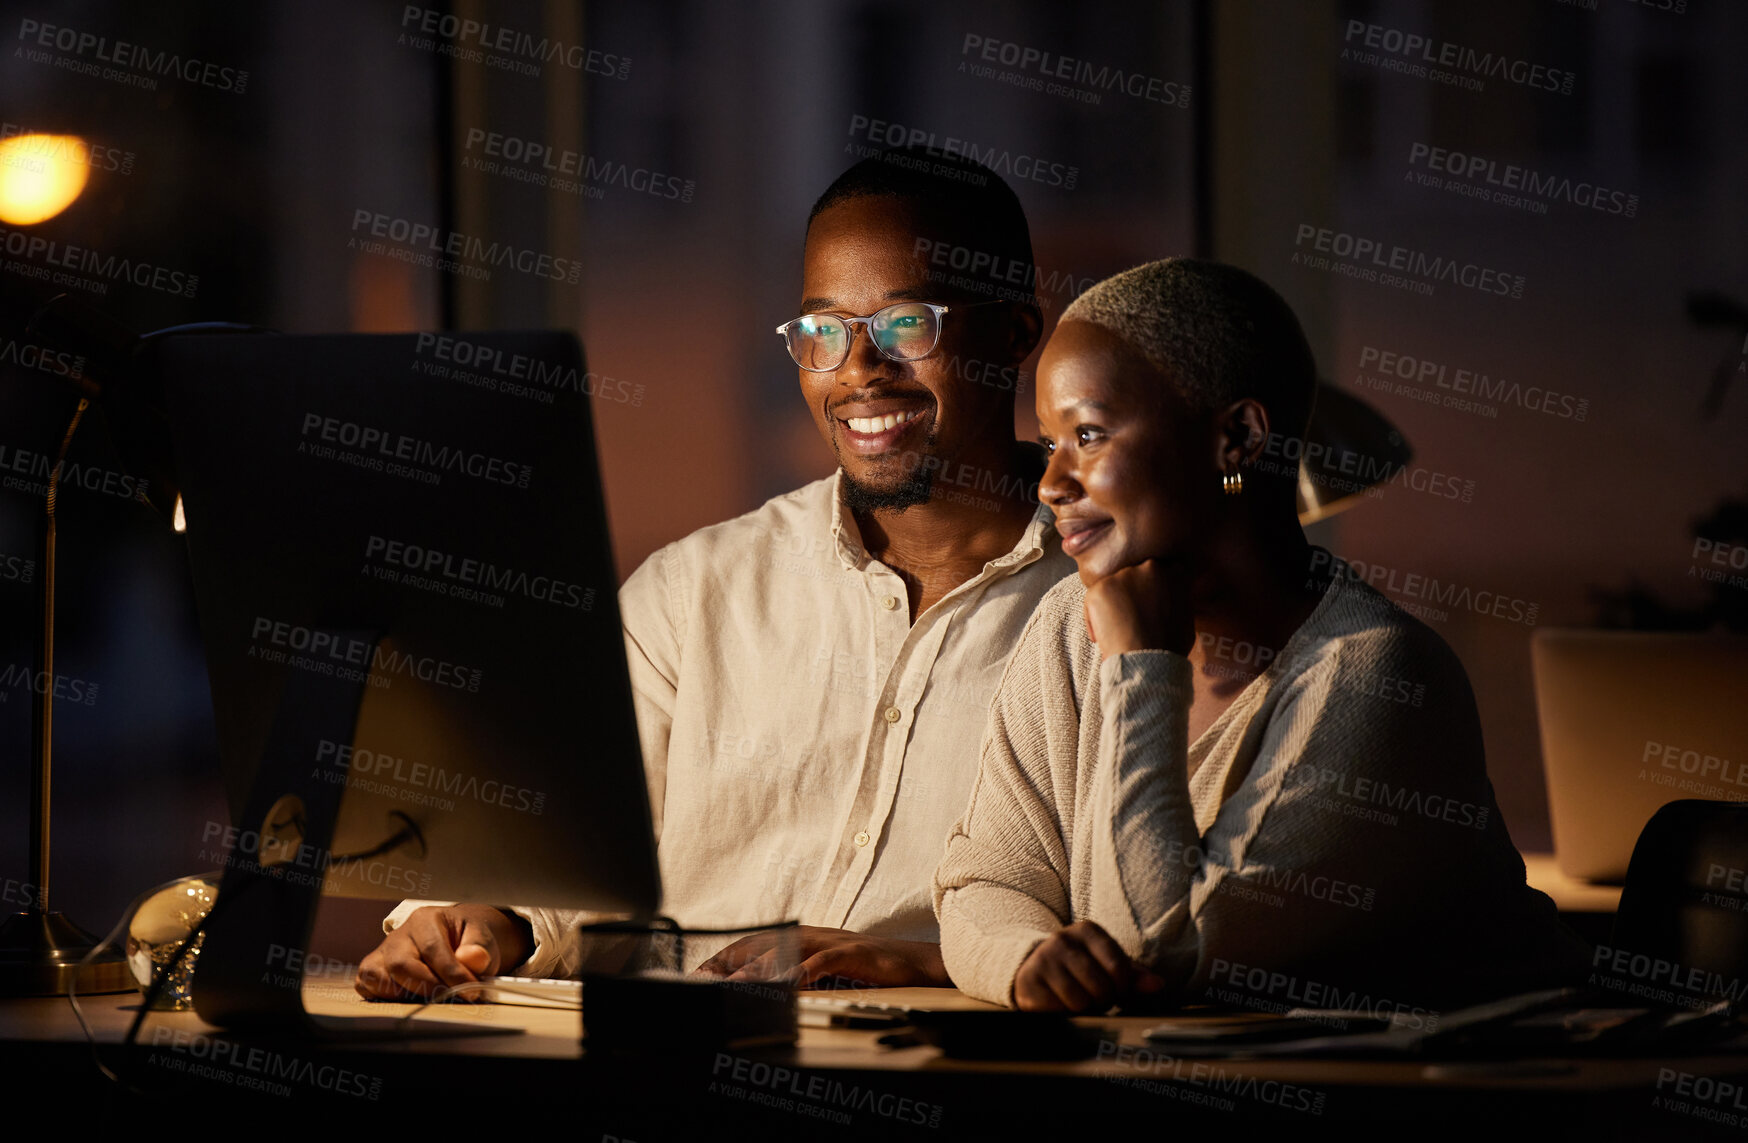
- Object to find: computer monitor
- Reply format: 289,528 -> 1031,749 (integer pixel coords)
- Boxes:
159,330 -> 659,1032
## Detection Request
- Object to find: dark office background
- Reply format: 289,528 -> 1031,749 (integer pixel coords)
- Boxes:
1,0 -> 1745,957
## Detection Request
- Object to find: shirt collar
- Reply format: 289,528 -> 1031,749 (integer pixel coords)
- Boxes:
826,456 -> 1059,575
827,469 -> 867,569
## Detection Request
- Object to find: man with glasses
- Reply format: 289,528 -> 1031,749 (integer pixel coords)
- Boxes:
358,147 -> 1076,997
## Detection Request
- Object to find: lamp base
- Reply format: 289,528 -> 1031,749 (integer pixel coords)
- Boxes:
0,910 -> 134,996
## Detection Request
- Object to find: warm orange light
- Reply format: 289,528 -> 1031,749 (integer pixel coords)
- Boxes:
0,134 -> 89,225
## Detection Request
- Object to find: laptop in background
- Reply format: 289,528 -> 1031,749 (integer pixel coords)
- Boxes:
1532,629 -> 1748,883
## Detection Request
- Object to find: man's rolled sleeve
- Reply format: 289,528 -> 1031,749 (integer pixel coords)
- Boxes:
381,898 -> 452,936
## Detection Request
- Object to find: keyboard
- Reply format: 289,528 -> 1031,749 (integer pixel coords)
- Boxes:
477,976 -> 905,1026
477,975 -> 583,1009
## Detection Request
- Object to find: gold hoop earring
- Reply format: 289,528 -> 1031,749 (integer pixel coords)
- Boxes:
1223,471 -> 1244,496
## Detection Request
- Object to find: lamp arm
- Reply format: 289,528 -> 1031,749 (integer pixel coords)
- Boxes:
18,298 -> 274,915
29,396 -> 91,917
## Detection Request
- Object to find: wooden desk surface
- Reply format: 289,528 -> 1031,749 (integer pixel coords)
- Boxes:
1522,852 -> 1625,914
8,972 -> 1743,1075
6,969 -> 1746,1134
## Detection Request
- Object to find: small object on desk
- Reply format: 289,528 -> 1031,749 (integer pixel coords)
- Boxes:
583,970 -> 797,1054
125,876 -> 219,1011
795,999 -> 910,1029
875,1030 -> 925,1049
797,1008 -> 905,1029
1146,989 -> 1588,1059
478,975 -> 583,1010
907,1010 -> 1106,1060
1144,1011 -> 1395,1046
796,993 -> 907,1014
800,992 -> 915,1027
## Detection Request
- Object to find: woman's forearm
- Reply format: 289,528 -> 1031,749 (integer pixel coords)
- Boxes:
1094,650 -> 1203,960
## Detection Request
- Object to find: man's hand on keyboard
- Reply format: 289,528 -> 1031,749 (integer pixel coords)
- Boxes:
355,904 -> 533,1001
694,926 -> 949,988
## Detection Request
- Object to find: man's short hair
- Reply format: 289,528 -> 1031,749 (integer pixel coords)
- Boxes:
1061,258 -> 1318,442
807,145 -> 1038,310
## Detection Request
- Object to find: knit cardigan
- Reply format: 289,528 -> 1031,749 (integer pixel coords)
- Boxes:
933,556 -> 1590,1011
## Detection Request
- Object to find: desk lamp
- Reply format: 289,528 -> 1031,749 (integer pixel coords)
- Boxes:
0,293 -> 254,995
1294,381 -> 1413,525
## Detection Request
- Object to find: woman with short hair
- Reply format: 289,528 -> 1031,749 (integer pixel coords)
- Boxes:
933,259 -> 1588,1013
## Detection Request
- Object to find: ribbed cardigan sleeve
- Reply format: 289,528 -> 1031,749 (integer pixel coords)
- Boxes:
1089,621 -> 1554,1009
1088,651 -> 1201,978
1087,645 -> 1375,1001
932,596 -> 1084,1005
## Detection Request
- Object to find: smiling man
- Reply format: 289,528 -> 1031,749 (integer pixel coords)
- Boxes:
357,147 -> 1077,998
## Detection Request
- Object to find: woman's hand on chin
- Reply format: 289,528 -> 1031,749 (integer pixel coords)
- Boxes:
1083,559 -> 1195,657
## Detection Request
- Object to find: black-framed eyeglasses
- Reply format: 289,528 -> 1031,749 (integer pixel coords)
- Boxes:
775,299 -> 1005,372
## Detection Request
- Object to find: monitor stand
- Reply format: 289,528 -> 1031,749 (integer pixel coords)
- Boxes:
189,630 -> 521,1041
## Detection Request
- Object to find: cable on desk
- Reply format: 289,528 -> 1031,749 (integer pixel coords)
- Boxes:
327,811 -> 425,865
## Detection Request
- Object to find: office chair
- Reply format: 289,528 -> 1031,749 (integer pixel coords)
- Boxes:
1608,799 -> 1748,1008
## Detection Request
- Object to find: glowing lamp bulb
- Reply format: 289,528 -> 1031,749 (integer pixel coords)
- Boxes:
0,134 -> 89,225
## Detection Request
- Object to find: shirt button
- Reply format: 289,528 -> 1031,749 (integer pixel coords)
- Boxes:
881,595 -> 900,610
883,706 -> 902,724
854,831 -> 871,847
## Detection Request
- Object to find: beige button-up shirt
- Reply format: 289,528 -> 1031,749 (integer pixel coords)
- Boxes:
387,468 -> 1074,974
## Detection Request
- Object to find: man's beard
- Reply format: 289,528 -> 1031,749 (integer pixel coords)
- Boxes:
842,462 -> 936,513
839,429 -> 939,513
